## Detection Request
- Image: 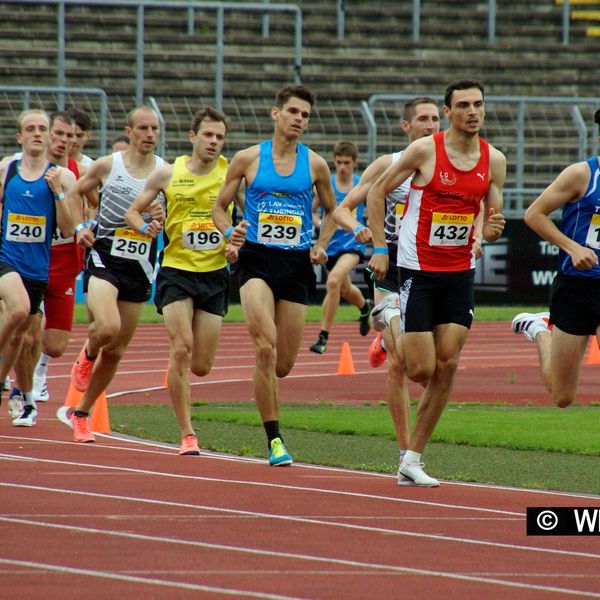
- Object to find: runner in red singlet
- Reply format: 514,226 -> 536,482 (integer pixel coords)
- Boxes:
366,79 -> 507,486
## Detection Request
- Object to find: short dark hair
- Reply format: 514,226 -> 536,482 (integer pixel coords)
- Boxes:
403,96 -> 438,122
190,107 -> 231,135
444,79 -> 485,108
67,107 -> 92,131
48,111 -> 74,130
333,140 -> 358,161
274,85 -> 316,109
111,134 -> 130,146
594,109 -> 600,127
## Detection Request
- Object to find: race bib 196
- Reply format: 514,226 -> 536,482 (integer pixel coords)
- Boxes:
110,227 -> 152,260
6,213 -> 46,243
182,219 -> 223,251
429,212 -> 474,246
257,212 -> 302,246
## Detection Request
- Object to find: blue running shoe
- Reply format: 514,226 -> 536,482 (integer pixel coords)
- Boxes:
269,437 -> 293,466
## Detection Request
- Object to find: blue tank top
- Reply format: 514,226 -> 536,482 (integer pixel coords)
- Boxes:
325,173 -> 364,257
0,160 -> 56,280
558,157 -> 600,278
244,140 -> 314,250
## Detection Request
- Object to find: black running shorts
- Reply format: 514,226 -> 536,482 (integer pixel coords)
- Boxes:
154,265 -> 229,317
549,273 -> 600,335
399,267 -> 475,332
238,241 -> 316,305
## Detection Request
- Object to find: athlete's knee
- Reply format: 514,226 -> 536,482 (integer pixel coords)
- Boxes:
44,339 -> 69,358
92,322 -> 120,347
7,307 -> 29,330
255,339 -> 276,369
552,391 -> 575,409
191,358 -> 213,377
275,359 -> 294,378
326,274 -> 342,294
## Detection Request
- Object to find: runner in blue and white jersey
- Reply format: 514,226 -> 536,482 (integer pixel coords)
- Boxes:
512,109 -> 600,408
212,85 -> 336,467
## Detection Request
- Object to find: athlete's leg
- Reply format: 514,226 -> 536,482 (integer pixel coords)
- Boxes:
547,326 -> 589,408
318,253 -> 360,333
76,299 -> 143,413
0,272 -> 30,365
162,298 -> 194,435
240,278 -> 278,422
274,299 -> 307,378
409,323 -> 468,453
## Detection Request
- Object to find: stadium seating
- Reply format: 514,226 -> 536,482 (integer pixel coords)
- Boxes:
0,0 -> 597,192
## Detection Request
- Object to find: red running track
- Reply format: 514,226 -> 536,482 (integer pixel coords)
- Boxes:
1,321 -> 600,598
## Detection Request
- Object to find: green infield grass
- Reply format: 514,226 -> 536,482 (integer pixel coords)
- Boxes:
74,303 -> 547,324
109,402 -> 600,495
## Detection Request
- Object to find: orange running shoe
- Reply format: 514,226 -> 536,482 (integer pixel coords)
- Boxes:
368,332 -> 387,368
179,434 -> 200,456
57,406 -> 96,443
71,344 -> 96,392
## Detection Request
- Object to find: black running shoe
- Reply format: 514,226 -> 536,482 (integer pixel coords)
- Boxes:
309,335 -> 327,354
359,299 -> 374,336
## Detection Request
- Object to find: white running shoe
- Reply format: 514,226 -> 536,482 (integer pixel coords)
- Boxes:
7,393 -> 23,419
32,377 -> 50,402
12,405 -> 38,427
399,460 -> 440,487
511,311 -> 550,341
371,293 -> 401,332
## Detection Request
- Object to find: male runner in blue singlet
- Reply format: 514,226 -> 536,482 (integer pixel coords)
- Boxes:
212,85 -> 336,466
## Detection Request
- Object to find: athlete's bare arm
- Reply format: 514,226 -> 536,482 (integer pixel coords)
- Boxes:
526,161 -> 598,270
213,146 -> 256,247
45,166 -> 76,237
334,154 -> 392,245
367,138 -> 433,279
125,164 -> 173,238
311,152 -> 335,264
481,147 -> 507,243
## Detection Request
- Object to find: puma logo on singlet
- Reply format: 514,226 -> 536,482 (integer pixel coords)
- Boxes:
476,172 -> 485,181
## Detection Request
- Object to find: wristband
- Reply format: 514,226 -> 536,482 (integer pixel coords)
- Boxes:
353,225 -> 365,234
224,225 -> 234,239
140,223 -> 149,234
372,247 -> 389,255
74,222 -> 87,234
53,192 -> 65,201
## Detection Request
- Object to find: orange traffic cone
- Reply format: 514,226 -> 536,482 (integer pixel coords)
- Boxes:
63,381 -> 84,408
163,359 -> 170,388
337,341 -> 355,375
89,391 -> 111,434
585,338 -> 600,365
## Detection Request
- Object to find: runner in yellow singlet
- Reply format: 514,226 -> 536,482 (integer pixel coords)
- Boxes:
125,107 -> 241,456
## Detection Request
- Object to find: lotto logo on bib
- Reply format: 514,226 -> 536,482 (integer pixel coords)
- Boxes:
429,212 -> 474,247
257,212 -> 302,246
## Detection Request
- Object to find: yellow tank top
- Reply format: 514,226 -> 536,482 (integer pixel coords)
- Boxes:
162,154 -> 231,272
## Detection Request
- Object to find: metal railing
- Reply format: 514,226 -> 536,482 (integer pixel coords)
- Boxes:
0,85 -> 109,155
4,0 -> 302,111
362,93 -> 600,216
336,0 -> 572,45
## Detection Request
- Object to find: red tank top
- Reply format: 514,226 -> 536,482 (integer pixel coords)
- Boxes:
399,131 -> 490,272
49,156 -> 84,276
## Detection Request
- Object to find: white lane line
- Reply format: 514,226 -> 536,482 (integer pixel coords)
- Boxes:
1,482 -> 599,562
0,451 -> 524,517
3,431 -> 600,503
1,518 -> 598,598
0,558 -> 302,599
